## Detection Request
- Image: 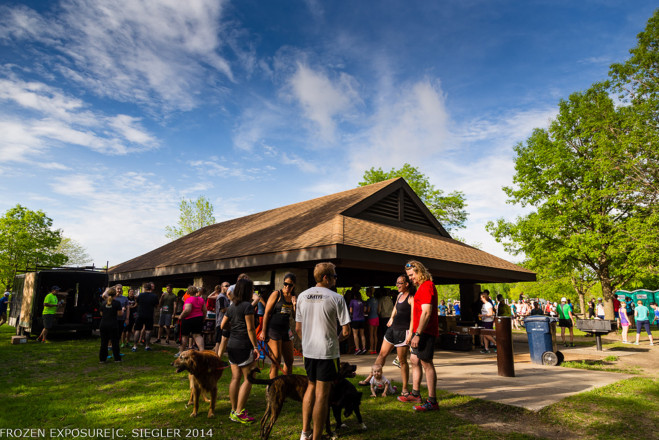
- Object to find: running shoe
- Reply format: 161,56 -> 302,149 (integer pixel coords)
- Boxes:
393,357 -> 401,368
413,399 -> 439,412
397,393 -> 422,403
230,409 -> 254,424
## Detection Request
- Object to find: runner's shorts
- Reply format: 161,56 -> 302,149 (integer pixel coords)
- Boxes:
411,333 -> 435,362
304,357 -> 340,382
384,327 -> 409,347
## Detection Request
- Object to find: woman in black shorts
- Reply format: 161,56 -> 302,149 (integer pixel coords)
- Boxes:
358,275 -> 414,396
220,278 -> 259,424
259,273 -> 296,379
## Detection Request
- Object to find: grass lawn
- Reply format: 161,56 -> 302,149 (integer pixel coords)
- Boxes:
1,325 -> 658,440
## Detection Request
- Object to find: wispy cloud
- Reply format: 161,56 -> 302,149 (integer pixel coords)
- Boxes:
0,77 -> 159,165
0,0 -> 233,112
347,77 -> 451,175
286,63 -> 359,141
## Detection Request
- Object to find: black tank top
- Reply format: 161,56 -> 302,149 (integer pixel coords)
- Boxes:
392,293 -> 412,330
269,290 -> 294,331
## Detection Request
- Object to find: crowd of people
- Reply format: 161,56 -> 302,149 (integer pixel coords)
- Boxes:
52,264 -> 659,436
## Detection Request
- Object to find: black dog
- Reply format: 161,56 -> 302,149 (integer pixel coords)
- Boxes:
248,362 -> 363,440
327,363 -> 367,437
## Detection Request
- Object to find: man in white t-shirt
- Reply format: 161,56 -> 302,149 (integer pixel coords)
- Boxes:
295,262 -> 351,440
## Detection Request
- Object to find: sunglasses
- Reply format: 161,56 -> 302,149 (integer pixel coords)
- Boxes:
283,282 -> 294,288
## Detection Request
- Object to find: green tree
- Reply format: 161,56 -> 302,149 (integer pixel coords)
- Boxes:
56,237 -> 93,267
0,205 -> 67,291
486,84 -> 659,319
359,163 -> 468,233
165,196 -> 216,240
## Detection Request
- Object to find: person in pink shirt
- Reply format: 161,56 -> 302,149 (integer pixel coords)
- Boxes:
176,285 -> 207,357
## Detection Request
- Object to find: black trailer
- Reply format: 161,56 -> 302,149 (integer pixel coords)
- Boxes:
9,268 -> 108,338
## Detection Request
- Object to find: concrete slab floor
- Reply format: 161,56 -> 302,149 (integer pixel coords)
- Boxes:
290,342 -> 633,411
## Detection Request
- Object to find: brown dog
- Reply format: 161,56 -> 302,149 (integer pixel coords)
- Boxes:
248,362 -> 357,440
173,349 -> 227,418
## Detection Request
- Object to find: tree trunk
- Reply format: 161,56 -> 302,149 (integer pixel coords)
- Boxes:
578,292 -> 586,319
600,279 -> 615,320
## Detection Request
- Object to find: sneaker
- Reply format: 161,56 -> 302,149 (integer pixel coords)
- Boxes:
480,349 -> 490,354
131,346 -> 137,352
230,409 -> 254,424
393,357 -> 401,368
413,399 -> 439,412
397,393 -> 422,403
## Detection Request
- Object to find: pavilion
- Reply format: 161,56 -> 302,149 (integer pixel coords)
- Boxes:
109,178 -> 534,318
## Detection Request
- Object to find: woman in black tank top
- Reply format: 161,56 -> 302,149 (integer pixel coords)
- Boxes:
357,275 -> 414,396
259,273 -> 297,378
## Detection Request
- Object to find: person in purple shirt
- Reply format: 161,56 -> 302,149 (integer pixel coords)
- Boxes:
349,288 -> 366,355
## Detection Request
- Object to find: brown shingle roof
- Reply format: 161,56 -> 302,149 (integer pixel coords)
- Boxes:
109,178 -> 533,278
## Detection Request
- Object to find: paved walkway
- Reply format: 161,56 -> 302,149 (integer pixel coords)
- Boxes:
291,341 -> 632,411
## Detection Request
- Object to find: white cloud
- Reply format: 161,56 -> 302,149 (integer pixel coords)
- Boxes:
0,77 -> 159,163
347,77 -> 451,175
0,0 -> 233,112
287,63 -> 359,141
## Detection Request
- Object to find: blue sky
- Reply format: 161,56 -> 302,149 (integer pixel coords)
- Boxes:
0,0 -> 656,267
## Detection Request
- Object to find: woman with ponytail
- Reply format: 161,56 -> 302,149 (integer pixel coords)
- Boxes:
99,286 -> 124,363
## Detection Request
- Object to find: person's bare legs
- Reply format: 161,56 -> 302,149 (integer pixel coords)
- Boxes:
420,359 -> 436,399
312,380 -> 331,440
236,362 -> 255,413
397,346 -> 410,394
352,328 -> 360,352
267,339 -> 281,379
193,333 -> 205,351
229,364 -> 241,413
302,381 -> 315,435
410,353 -> 422,394
281,340 -> 294,375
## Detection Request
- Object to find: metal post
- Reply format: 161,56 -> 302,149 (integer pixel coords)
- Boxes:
495,316 -> 515,377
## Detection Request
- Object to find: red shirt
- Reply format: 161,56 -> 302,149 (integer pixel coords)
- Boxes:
413,280 -> 439,337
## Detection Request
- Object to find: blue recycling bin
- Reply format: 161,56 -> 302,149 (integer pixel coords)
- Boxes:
524,316 -> 558,365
